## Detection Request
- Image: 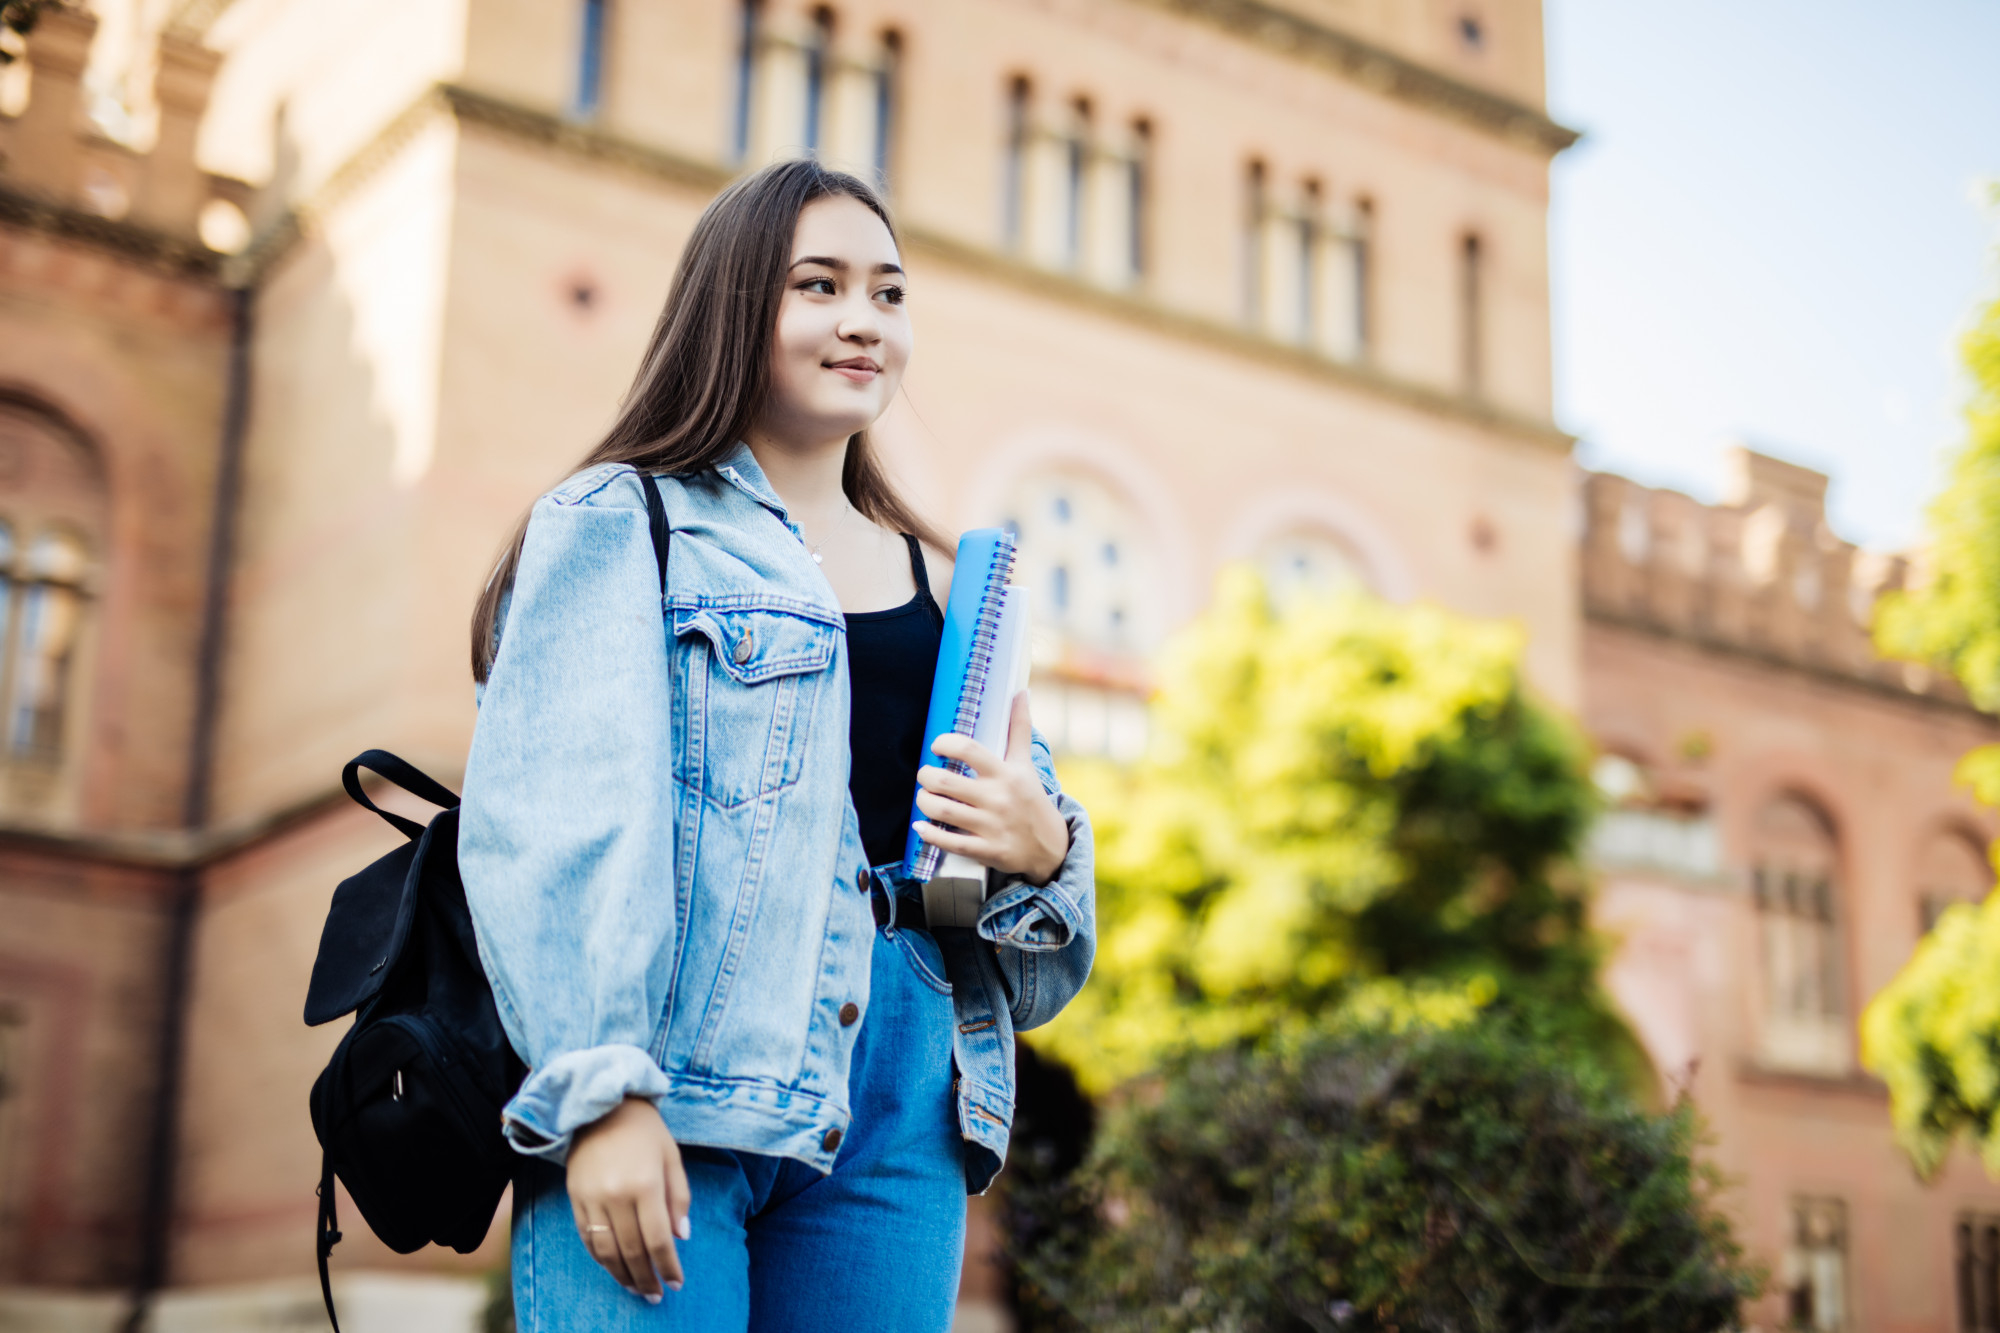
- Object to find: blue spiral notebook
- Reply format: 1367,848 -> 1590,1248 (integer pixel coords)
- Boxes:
902,527 -> 1033,926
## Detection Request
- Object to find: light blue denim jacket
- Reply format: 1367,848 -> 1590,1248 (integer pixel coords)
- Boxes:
459,447 -> 1095,1193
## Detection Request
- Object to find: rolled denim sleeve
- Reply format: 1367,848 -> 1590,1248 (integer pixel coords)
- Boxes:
459,466 -> 678,1163
976,729 -> 1096,1029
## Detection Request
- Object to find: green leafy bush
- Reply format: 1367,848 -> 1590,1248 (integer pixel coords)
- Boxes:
1013,1020 -> 1759,1333
1036,572 -> 1647,1097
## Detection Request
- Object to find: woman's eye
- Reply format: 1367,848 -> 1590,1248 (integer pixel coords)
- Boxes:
876,286 -> 907,306
799,277 -> 837,295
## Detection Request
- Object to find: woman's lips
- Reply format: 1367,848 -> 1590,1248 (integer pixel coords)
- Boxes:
827,359 -> 880,383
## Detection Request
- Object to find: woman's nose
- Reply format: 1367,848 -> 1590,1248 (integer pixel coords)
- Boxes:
837,304 -> 882,343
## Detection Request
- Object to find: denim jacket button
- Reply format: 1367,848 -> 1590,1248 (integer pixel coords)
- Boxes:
856,869 -> 869,894
839,1002 -> 860,1026
821,1127 -> 843,1153
732,632 -> 754,664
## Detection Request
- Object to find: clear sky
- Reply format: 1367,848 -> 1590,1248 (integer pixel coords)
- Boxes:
1545,0 -> 2000,550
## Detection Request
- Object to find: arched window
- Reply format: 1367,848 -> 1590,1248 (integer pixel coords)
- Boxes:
1254,526 -> 1365,602
1918,829 -> 1990,934
1003,470 -> 1159,657
1001,470 -> 1158,760
0,399 -> 104,793
1751,794 -> 1847,1074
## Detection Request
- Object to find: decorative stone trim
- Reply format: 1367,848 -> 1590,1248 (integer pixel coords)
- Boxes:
238,82 -> 1572,452
1129,0 -> 1581,155
0,182 -> 221,278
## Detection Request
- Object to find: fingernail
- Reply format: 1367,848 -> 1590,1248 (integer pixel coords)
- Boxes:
669,1280 -> 684,1293
645,1293 -> 662,1306
676,1214 -> 692,1240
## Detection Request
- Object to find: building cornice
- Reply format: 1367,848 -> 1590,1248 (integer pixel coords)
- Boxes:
244,83 -> 1570,455
1127,0 -> 1580,155
0,783 -> 348,871
901,225 -> 1573,452
0,180 -> 222,279
1586,608 -> 2000,726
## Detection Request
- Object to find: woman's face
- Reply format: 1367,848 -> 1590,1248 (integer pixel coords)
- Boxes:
758,195 -> 912,452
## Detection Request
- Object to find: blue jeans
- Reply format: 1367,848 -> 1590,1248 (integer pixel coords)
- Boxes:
510,924 -> 967,1331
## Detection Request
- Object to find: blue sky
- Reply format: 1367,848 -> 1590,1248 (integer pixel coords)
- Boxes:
1545,0 -> 2000,549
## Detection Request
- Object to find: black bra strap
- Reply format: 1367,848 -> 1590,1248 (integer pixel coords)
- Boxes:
902,533 -> 931,598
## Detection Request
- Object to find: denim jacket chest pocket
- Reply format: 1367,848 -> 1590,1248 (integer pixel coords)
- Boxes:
672,600 -> 842,809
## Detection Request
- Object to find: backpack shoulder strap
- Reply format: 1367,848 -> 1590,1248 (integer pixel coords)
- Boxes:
316,1150 -> 343,1332
641,471 -> 671,594
341,751 -> 460,840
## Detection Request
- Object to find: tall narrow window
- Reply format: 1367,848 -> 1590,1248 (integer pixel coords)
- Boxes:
1752,795 -> 1847,1074
0,400 -> 104,796
1918,829 -> 1990,934
7,529 -> 85,761
1063,99 -> 1090,270
802,8 -> 834,155
1353,196 -> 1374,359
0,525 -> 14,680
1294,180 -> 1320,345
1958,1212 -> 2000,1333
573,0 -> 609,118
1127,119 -> 1151,280
1459,231 -> 1484,394
1002,76 -> 1030,249
1783,1198 -> 1848,1332
1242,160 -> 1267,327
732,0 -> 763,162
872,30 -> 901,185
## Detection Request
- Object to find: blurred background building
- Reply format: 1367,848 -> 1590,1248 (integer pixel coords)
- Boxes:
0,0 -> 1993,1329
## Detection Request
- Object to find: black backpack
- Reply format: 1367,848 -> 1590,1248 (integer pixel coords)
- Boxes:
303,751 -> 523,1330
302,472 -> 671,1330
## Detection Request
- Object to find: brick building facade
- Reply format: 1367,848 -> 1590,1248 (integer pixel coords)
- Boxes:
0,1 -> 1992,1329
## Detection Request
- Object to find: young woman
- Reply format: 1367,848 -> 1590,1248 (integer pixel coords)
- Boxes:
458,160 -> 1096,1331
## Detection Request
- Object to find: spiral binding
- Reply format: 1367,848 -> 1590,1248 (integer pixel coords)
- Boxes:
912,530 -> 1018,881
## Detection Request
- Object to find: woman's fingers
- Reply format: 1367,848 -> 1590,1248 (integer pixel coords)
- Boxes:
912,819 -> 984,858
915,762 -> 981,802
635,1188 -> 682,1294
928,732 -> 1004,777
581,1205 -> 640,1292
664,1137 -> 694,1245
914,787 -> 991,833
609,1199 -> 661,1299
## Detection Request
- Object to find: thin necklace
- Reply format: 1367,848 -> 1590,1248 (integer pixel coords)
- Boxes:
799,500 -> 852,565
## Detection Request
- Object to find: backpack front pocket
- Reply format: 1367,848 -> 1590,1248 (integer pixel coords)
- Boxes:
673,604 -> 840,809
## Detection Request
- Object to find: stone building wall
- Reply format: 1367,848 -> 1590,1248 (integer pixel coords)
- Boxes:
0,5 -> 238,1295
1580,451 -> 2000,1331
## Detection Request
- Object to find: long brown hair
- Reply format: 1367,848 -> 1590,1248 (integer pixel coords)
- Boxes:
470,159 -> 948,681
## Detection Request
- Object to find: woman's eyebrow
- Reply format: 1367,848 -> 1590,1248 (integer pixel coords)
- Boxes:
789,255 -> 906,277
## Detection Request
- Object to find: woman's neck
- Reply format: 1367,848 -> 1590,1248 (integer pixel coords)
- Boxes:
744,431 -> 850,533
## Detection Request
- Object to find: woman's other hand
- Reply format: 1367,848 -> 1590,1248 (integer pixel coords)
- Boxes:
566,1096 -> 693,1300
914,692 -> 1069,885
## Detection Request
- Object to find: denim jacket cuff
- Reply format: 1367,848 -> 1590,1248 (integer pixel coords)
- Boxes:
501,1043 -> 671,1164
975,793 -> 1090,952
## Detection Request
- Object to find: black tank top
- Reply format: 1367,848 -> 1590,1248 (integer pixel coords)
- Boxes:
845,535 -> 945,869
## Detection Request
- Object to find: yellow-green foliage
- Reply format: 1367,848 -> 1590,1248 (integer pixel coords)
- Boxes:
1035,568 -> 1616,1093
1861,256 -> 2000,1176
1863,895 -> 2000,1178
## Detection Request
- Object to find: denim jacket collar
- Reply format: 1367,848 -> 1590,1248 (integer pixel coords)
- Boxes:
712,442 -> 790,524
